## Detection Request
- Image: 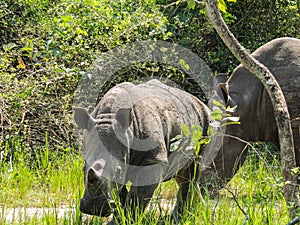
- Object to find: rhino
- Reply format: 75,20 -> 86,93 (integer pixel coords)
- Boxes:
74,79 -> 211,218
199,37 -> 300,190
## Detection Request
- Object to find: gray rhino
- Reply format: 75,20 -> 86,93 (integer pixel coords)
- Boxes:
199,37 -> 300,189
74,79 -> 211,218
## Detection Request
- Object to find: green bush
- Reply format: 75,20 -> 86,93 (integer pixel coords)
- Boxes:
161,0 -> 300,72
0,0 -> 171,153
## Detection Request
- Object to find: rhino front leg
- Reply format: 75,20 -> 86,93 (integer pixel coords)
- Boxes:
173,164 -> 195,220
111,184 -> 157,224
123,184 -> 158,217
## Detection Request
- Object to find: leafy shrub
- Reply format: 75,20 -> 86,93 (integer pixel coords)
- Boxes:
160,0 -> 300,72
0,0 -> 171,153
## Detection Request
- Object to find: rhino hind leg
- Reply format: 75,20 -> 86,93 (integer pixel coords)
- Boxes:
198,137 -> 249,195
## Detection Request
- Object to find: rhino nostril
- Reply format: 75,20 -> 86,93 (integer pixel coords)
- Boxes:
88,176 -> 97,184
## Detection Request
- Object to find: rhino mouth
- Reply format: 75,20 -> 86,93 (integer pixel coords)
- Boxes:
80,194 -> 115,217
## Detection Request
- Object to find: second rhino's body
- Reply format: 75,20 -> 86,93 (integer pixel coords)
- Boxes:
200,37 -> 300,188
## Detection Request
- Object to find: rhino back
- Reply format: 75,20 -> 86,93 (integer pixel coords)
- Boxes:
254,37 -> 300,117
91,79 -> 210,165
95,79 -> 209,126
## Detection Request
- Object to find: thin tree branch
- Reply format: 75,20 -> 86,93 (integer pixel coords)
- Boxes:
225,187 -> 249,225
204,0 -> 299,218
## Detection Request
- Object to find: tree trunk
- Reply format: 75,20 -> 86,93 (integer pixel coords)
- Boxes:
205,0 -> 299,218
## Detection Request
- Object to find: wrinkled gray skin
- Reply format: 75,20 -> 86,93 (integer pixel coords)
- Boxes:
74,79 -> 210,218
200,37 -> 300,190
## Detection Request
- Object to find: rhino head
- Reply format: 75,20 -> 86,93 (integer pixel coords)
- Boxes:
74,107 -> 131,216
80,159 -> 113,216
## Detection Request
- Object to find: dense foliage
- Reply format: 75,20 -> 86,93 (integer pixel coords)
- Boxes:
162,0 -> 300,72
0,0 -> 171,154
0,0 -> 299,155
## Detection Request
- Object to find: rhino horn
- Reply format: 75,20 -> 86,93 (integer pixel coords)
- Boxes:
73,107 -> 93,130
115,108 -> 132,129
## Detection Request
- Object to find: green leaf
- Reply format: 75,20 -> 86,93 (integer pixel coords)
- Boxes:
181,124 -> 190,137
222,121 -> 240,126
187,0 -> 196,9
76,27 -> 88,36
291,167 -> 300,175
212,99 -> 226,110
199,138 -> 210,146
192,125 -> 203,133
179,59 -> 190,70
226,105 -> 237,113
211,107 -> 223,120
61,15 -> 73,23
218,0 -> 227,13
3,43 -> 17,52
192,125 -> 203,143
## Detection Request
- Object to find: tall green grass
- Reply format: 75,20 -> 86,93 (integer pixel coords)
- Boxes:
0,139 -> 85,224
0,141 -> 290,224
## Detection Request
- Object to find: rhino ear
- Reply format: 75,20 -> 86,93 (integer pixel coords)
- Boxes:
213,73 -> 228,90
115,108 -> 132,130
73,107 -> 92,130
216,83 -> 229,106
